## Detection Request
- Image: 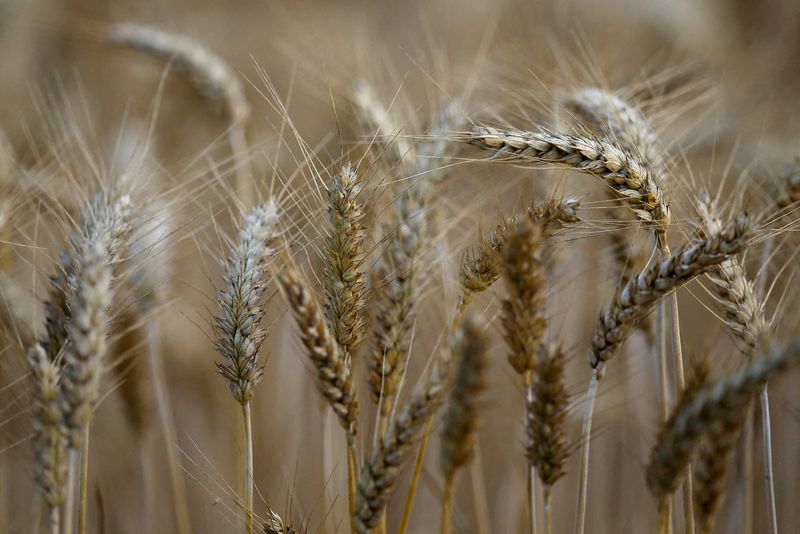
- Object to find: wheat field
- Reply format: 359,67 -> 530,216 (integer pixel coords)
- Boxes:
2,1 -> 800,533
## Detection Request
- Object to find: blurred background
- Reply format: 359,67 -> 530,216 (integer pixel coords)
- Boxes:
1,0 -> 800,532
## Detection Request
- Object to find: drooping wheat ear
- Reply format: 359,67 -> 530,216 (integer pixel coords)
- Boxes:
645,337 -> 800,499
563,88 -> 666,180
323,164 -> 368,359
214,203 -> 279,405
697,191 -> 767,357
355,333 -> 455,532
59,237 -> 113,448
351,81 -> 413,164
440,316 -> 487,479
27,343 -> 68,521
460,198 -> 580,298
501,219 -> 546,375
465,127 -> 670,234
41,190 -> 134,361
590,214 -> 754,375
278,251 -> 359,437
526,343 -> 569,489
106,23 -> 249,125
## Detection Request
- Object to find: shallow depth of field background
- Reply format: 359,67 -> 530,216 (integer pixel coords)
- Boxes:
2,0 -> 800,532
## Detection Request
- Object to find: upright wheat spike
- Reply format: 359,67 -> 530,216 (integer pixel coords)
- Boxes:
28,344 -> 68,534
214,203 -> 279,534
439,317 -> 487,534
106,23 -> 253,203
526,343 -> 569,534
351,81 -> 413,165
323,164 -> 368,359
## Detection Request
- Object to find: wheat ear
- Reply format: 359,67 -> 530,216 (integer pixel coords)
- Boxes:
355,330 -> 457,532
645,337 -> 800,504
106,23 -> 253,203
465,127 -> 670,234
439,317 -> 487,534
526,343 -> 569,534
27,343 -> 68,534
214,203 -> 278,534
323,164 -> 368,359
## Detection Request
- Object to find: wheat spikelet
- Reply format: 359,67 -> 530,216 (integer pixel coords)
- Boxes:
645,338 -> 800,499
214,203 -> 279,405
440,316 -> 487,478
355,331 -> 456,532
278,251 -> 359,436
526,343 -> 569,489
501,219 -> 546,374
351,81 -> 412,164
106,22 -> 250,125
777,155 -> 800,209
697,191 -> 766,357
323,164 -> 368,359
261,509 -> 296,534
27,343 -> 68,512
465,127 -> 670,233
591,214 -> 753,374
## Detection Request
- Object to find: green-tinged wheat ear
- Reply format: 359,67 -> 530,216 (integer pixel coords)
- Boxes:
214,203 -> 279,405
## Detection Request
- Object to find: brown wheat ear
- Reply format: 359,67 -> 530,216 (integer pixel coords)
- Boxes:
277,249 -> 359,437
645,337 -> 800,500
323,164 -> 368,360
501,218 -> 546,375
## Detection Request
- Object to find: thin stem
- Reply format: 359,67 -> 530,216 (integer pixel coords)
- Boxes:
440,474 -> 455,534
744,405 -> 754,534
469,441 -> 492,534
574,370 -> 599,534
656,298 -> 672,533
543,487 -> 553,534
760,383 -> 778,534
242,403 -> 254,534
49,505 -> 60,534
78,427 -> 89,534
145,322 -> 192,534
347,439 -> 358,534
657,496 -> 672,534
228,123 -> 253,209
398,416 -> 434,534
63,448 -> 79,534
528,467 -> 537,534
